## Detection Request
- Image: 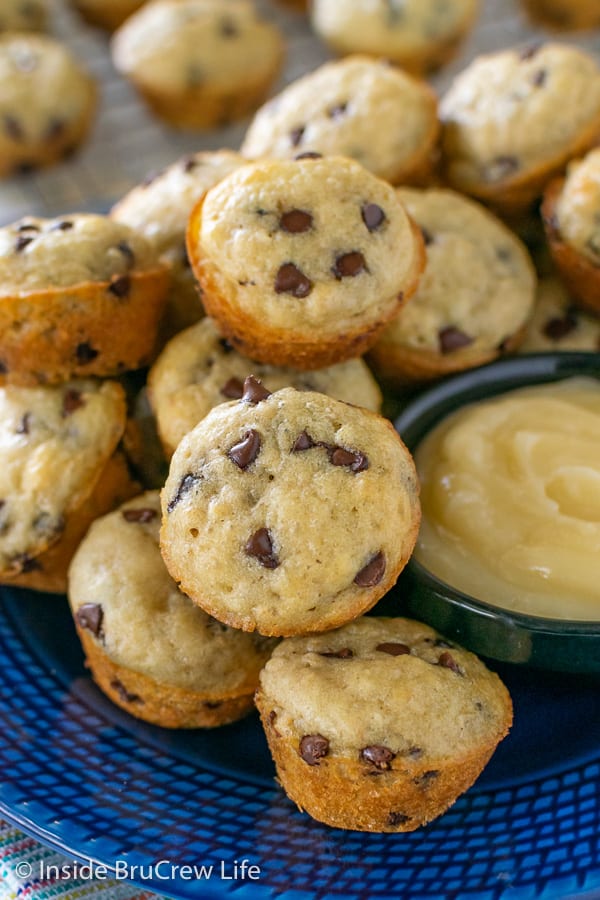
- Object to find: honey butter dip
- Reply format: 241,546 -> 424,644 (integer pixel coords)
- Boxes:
414,377 -> 600,620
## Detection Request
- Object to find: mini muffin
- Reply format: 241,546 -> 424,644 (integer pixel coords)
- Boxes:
521,0 -> 600,30
71,0 -> 147,31
0,214 -> 170,385
187,156 -> 425,370
0,0 -> 48,32
440,44 -> 600,216
256,616 -> 512,832
309,0 -> 479,75
0,34 -> 96,177
111,149 -> 245,338
160,382 -> 420,637
69,491 -> 276,728
542,148 -> 600,316
148,318 -> 383,456
368,188 -> 537,386
241,56 -> 439,186
0,379 -> 134,592
111,0 -> 285,130
521,276 -> 600,353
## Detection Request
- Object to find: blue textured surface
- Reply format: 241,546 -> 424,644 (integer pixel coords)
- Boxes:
1,588 -> 599,900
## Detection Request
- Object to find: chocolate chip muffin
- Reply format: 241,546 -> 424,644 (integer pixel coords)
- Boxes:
310,0 -> 479,75
0,0 -> 48,32
71,0 -> 147,31
111,0 -> 285,130
69,491 -> 276,728
368,188 -> 537,385
0,34 -> 96,178
0,214 -> 170,385
111,149 -> 245,339
521,276 -> 600,352
241,56 -> 439,186
160,382 -> 420,637
521,0 -> 600,30
187,156 -> 425,370
148,318 -> 383,456
256,616 -> 512,832
542,148 -> 600,316
0,379 -> 136,593
441,43 -> 600,216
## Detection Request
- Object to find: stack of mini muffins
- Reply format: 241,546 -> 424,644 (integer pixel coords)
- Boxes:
5,0 -> 600,835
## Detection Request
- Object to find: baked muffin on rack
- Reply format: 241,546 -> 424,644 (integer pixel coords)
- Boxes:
111,0 -> 285,130
0,379 -> 137,594
186,155 -> 425,370
111,149 -> 245,338
69,491 -> 276,728
520,276 -> 600,353
542,148 -> 600,316
0,34 -> 96,177
0,0 -> 48,32
440,43 -> 600,216
241,56 -> 439,186
71,0 -> 147,31
368,188 -> 537,385
0,214 -> 170,385
256,616 -> 512,832
309,0 -> 479,75
521,0 -> 600,30
160,383 -> 420,636
148,317 -> 382,456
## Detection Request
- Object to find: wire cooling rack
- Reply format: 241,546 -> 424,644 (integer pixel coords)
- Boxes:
0,0 -> 598,225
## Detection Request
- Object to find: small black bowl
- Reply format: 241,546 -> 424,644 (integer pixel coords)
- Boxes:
393,352 -> 600,673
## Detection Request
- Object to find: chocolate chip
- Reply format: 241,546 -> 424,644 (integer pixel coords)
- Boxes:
388,811 -> 411,827
543,313 -> 578,340
330,447 -> 369,472
280,209 -> 313,234
290,126 -> 305,147
413,769 -> 439,787
360,745 -> 395,770
0,361 -> 7,374
421,227 -> 434,246
17,223 -> 40,232
376,642 -> 410,656
299,734 -> 329,765
354,552 -> 386,587
274,262 -> 313,298
328,102 -> 347,119
75,342 -> 99,364
241,375 -> 271,404
532,69 -> 547,87
319,648 -> 353,658
167,472 -> 201,513
218,337 -> 234,354
332,251 -> 368,280
122,508 -> 157,523
51,220 -> 73,231
62,389 -> 84,416
227,429 -> 261,470
245,527 -> 279,569
361,203 -> 386,232
117,241 -> 135,266
294,151 -> 322,160
3,114 -> 23,141
204,700 -> 223,709
486,155 -> 519,183
291,431 -> 314,452
220,377 -> 244,399
11,553 -> 41,574
110,679 -> 143,704
75,602 -> 104,637
15,235 -> 34,252
219,17 -> 238,37
438,651 -> 463,675
15,413 -> 30,435
108,274 -> 131,298
45,117 -> 65,140
438,326 -> 474,355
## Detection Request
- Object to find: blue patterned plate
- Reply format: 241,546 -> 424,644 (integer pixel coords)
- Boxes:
1,588 -> 599,900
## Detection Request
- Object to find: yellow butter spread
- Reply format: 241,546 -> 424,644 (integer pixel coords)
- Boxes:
414,377 -> 600,620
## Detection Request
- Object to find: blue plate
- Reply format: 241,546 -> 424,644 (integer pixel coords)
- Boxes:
1,587 -> 600,900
